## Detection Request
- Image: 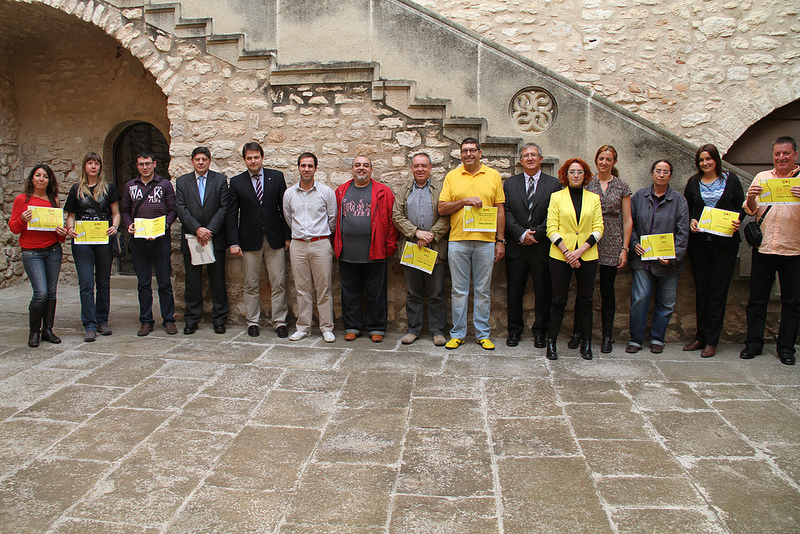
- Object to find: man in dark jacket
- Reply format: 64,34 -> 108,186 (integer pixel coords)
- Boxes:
226,142 -> 291,338
176,146 -> 229,335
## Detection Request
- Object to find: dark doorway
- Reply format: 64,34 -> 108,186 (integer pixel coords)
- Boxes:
113,122 -> 171,274
724,100 -> 800,177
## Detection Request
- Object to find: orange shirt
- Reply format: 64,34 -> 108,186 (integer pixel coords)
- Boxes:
744,166 -> 800,256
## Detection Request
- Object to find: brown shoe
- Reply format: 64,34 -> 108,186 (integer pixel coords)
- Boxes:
433,335 -> 447,346
345,332 -> 357,341
165,322 -> 178,335
700,345 -> 716,358
401,333 -> 418,345
138,323 -> 153,337
371,334 -> 383,343
683,340 -> 705,351
650,344 -> 664,354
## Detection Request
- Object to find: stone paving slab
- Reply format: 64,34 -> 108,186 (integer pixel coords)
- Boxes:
0,282 -> 799,532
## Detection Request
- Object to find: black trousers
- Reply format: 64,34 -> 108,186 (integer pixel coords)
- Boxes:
548,258 -> 597,340
183,252 -> 228,327
745,250 -> 800,355
688,239 -> 737,346
506,246 -> 552,337
339,260 -> 388,335
572,264 -> 617,336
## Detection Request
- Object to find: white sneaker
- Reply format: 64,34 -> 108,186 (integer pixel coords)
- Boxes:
322,331 -> 336,343
289,331 -> 309,341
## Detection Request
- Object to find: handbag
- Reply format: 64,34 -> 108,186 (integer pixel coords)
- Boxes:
744,205 -> 771,247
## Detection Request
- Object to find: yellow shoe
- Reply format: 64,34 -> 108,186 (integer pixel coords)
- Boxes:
445,338 -> 465,350
477,338 -> 495,350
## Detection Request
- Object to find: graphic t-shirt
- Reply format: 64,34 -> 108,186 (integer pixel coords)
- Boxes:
340,182 -> 372,263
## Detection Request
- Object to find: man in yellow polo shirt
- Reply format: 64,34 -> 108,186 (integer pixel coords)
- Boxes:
438,138 -> 506,350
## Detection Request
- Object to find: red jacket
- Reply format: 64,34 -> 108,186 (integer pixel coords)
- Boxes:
334,179 -> 398,260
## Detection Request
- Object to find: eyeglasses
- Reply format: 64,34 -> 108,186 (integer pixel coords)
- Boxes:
461,148 -> 480,154
567,170 -> 585,175
137,162 -> 155,167
653,170 -> 671,176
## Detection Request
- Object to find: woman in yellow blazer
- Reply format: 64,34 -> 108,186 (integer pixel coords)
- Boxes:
545,158 -> 604,360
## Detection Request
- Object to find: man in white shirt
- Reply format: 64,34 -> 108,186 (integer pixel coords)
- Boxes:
283,152 -> 337,342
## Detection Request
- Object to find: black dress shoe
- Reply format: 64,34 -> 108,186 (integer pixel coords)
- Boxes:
506,334 -> 520,347
213,324 -> 226,334
183,323 -> 198,335
248,325 -> 260,337
276,325 -> 289,338
601,335 -> 613,354
779,352 -> 796,366
533,334 -> 546,348
567,333 -> 581,349
546,339 -> 558,360
580,339 -> 593,360
739,346 -> 760,359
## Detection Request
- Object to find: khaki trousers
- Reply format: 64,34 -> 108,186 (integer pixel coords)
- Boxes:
289,239 -> 334,333
242,241 -> 288,327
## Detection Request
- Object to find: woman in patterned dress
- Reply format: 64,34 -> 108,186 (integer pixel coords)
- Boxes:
569,146 -> 632,353
682,144 -> 744,358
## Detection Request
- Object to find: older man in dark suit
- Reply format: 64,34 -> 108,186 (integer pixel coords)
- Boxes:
176,146 -> 229,335
226,142 -> 291,338
504,143 -> 561,348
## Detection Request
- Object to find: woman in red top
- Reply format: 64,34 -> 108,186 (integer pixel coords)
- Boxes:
9,164 -> 67,347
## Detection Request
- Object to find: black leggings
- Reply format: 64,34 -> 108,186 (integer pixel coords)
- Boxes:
572,264 -> 617,336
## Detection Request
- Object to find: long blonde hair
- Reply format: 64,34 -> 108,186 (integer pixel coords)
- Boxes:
77,152 -> 108,201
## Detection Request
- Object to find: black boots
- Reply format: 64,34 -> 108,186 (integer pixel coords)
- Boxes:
40,299 -> 61,344
580,339 -> 593,360
546,339 -> 558,360
567,333 -> 581,349
601,308 -> 614,353
601,335 -> 613,354
28,303 -> 45,347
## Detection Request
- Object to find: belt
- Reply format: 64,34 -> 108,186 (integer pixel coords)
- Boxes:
293,236 -> 329,242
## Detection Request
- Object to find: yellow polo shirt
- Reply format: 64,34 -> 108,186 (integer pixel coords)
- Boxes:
439,164 -> 505,242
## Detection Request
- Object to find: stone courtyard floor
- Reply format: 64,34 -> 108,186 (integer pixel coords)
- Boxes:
1,280 -> 799,533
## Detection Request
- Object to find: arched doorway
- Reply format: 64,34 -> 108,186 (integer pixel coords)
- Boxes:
724,100 -> 800,176
113,122 -> 171,274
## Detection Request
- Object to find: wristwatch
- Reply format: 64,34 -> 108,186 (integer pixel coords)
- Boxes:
496,237 -> 506,244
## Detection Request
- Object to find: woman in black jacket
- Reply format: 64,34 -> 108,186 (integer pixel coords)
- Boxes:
683,144 -> 744,358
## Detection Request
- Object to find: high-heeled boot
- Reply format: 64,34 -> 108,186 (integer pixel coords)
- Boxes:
580,338 -> 593,360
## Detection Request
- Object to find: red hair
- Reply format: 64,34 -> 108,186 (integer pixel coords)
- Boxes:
557,158 -> 593,187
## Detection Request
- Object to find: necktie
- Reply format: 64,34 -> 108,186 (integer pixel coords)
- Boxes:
198,176 -> 206,206
254,175 -> 263,204
527,176 -> 536,227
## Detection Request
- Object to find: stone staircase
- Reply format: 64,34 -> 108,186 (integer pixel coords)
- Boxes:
108,0 -> 714,183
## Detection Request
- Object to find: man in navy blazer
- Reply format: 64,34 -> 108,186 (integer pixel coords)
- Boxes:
226,142 -> 291,338
176,146 -> 229,335
504,143 -> 561,348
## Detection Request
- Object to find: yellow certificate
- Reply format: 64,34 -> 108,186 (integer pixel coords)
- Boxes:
697,207 -> 739,237
463,206 -> 497,232
74,221 -> 109,245
134,216 -> 166,239
759,177 -> 800,205
27,206 -> 63,231
400,241 -> 438,275
640,233 -> 676,260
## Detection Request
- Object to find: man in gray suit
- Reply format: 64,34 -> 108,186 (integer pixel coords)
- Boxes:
176,146 -> 229,334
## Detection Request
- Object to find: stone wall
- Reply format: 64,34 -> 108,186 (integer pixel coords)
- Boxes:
0,55 -> 23,284
419,0 -> 800,152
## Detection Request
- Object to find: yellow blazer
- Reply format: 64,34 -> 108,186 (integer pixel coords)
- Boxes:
546,187 -> 604,262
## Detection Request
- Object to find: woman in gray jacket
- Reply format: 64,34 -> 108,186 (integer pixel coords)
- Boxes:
626,160 -> 690,354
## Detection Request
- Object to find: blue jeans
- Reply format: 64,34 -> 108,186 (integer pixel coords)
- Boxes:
448,240 -> 494,340
72,242 -> 112,331
22,244 -> 62,307
131,236 -> 175,326
629,268 -> 679,347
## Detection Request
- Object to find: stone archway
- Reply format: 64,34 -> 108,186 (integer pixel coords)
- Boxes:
0,0 -> 171,285
724,99 -> 800,176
